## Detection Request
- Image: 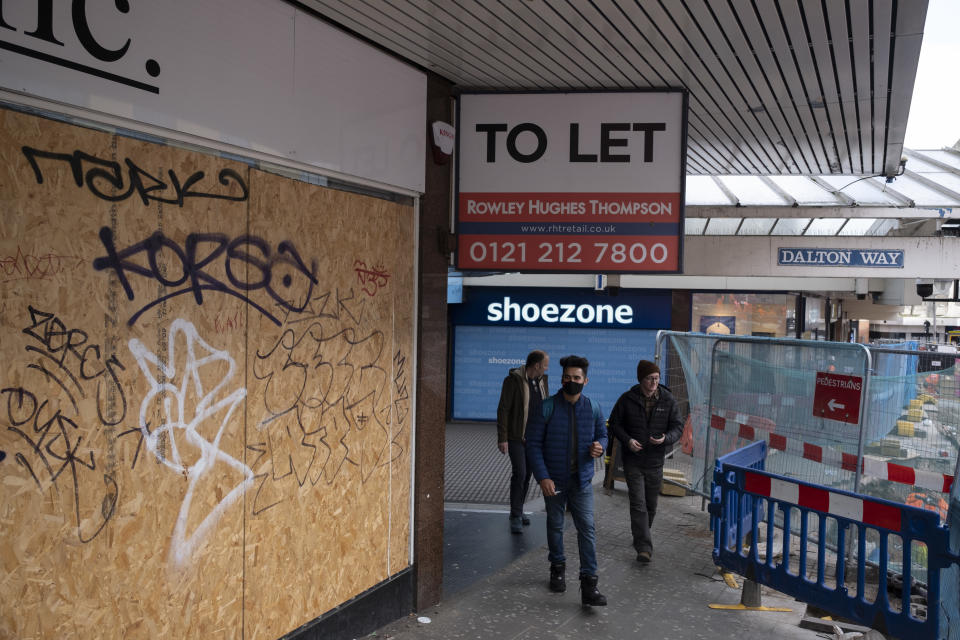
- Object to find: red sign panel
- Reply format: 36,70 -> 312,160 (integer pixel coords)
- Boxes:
813,372 -> 863,424
456,193 -> 681,271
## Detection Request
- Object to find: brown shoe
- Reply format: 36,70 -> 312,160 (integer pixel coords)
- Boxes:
636,551 -> 651,563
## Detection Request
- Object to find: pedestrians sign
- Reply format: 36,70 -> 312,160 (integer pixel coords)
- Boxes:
813,372 -> 863,424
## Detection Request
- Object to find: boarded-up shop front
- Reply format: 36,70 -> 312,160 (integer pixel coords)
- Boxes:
0,106 -> 415,638
0,2 -> 436,636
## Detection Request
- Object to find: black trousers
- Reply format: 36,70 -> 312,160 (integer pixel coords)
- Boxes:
623,463 -> 663,553
507,440 -> 532,519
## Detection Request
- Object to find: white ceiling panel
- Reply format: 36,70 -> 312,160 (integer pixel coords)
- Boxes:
817,175 -> 898,205
923,150 -> 960,171
771,218 -> 812,234
738,218 -> 779,235
768,176 -> 839,204
685,176 -> 733,205
685,218 -> 708,235
704,218 -> 744,235
838,218 -> 882,235
301,0 -> 929,177
718,176 -> 791,206
805,218 -> 847,235
888,174 -> 960,206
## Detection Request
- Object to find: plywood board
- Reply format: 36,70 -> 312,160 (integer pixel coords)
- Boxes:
0,108 -> 414,639
241,171 -> 414,638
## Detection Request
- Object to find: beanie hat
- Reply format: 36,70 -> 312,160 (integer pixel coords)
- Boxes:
636,360 -> 660,383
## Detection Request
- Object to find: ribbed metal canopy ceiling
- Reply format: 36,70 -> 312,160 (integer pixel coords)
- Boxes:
302,0 -> 928,177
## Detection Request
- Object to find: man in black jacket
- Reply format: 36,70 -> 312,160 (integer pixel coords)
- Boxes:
608,360 -> 683,562
497,350 -> 549,533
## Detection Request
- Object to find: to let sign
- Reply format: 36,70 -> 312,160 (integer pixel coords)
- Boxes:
813,372 -> 863,424
455,91 -> 687,274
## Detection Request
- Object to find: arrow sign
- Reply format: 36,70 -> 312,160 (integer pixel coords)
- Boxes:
813,372 -> 863,425
827,399 -> 845,412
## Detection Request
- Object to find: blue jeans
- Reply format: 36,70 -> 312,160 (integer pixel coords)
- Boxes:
543,476 -> 598,577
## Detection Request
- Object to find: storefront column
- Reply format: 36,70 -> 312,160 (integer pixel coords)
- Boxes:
413,72 -> 453,609
672,291 -> 692,331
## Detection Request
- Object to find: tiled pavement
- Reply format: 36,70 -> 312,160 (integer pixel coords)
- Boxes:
441,421 -> 546,598
384,482 -> 823,640
444,421 -> 602,504
399,421 -> 827,640
444,421 -> 543,504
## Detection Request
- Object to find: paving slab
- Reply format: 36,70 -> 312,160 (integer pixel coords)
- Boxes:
374,487 -> 823,640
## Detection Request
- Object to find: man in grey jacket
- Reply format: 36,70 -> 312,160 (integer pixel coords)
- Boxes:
497,350 -> 549,533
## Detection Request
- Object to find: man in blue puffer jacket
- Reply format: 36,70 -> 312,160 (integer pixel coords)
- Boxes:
526,355 -> 608,607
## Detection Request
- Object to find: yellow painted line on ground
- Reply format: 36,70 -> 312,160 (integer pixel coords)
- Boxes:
707,604 -> 793,612
720,571 -> 739,589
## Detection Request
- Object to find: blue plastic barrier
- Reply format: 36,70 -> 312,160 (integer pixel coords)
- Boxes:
710,443 -> 959,639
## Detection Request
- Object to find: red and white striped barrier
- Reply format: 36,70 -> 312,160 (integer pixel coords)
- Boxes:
711,410 -> 954,494
743,470 -> 903,531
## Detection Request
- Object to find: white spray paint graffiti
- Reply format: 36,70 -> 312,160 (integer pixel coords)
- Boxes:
128,319 -> 253,568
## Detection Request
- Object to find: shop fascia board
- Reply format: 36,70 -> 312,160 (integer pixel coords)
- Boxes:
895,316 -> 960,326
683,235 -> 959,279
461,272 -> 859,292
461,273 -> 597,288
870,320 -> 960,331
843,298 -> 916,322
687,206 -> 948,219
621,275 -> 857,292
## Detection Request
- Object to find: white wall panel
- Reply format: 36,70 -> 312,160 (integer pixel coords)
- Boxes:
0,0 -> 426,192
683,236 -> 960,279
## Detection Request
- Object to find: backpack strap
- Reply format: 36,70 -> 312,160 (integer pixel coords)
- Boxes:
591,400 -> 603,426
541,396 -> 554,423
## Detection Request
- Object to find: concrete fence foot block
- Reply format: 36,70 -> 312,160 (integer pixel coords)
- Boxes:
740,579 -> 762,608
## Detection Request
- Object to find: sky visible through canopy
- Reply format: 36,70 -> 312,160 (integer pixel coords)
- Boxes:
904,0 -> 960,149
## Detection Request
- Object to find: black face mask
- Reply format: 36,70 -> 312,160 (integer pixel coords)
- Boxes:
562,381 -> 583,396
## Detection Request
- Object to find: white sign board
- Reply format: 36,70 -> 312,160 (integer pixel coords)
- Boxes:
0,0 -> 426,193
456,91 -> 686,272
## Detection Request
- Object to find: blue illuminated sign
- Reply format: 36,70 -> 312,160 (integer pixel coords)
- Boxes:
449,286 -> 671,420
451,325 -> 658,421
450,287 -> 670,329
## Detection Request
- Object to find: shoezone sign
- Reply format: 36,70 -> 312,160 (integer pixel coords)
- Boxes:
456,90 -> 687,273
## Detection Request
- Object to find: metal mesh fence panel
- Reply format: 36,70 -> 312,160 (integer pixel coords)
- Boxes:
658,333 -> 958,508
657,332 -> 719,495
659,332 -> 959,605
860,345 -> 958,521
707,338 -> 870,494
